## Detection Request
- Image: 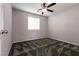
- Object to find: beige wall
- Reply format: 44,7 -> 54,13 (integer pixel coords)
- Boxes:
48,5 -> 79,46
12,9 -> 48,43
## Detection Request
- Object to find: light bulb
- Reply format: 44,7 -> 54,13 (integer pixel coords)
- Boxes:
42,9 -> 47,12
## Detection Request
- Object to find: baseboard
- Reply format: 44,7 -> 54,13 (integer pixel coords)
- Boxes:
12,37 -> 79,46
49,37 -> 79,46
12,38 -> 49,44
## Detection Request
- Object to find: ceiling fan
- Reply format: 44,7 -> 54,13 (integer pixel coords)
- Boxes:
37,3 -> 56,14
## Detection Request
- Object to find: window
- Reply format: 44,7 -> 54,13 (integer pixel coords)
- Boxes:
28,16 -> 40,30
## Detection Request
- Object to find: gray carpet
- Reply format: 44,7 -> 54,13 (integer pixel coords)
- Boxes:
9,38 -> 79,56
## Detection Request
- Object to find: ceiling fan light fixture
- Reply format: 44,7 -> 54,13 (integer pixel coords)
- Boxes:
42,9 -> 47,12
37,3 -> 56,14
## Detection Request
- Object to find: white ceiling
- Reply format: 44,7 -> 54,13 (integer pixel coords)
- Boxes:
12,3 -> 78,16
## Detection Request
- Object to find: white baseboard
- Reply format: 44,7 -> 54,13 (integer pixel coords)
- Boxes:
49,37 -> 79,46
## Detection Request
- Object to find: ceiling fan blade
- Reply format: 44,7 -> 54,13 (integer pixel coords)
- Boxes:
47,9 -> 53,12
42,12 -> 44,14
47,3 -> 56,8
43,3 -> 46,7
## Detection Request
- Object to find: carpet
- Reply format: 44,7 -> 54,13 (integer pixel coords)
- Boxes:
9,38 -> 79,56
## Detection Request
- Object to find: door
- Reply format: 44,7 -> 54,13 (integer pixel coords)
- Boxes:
0,3 -> 12,56
0,3 -> 4,56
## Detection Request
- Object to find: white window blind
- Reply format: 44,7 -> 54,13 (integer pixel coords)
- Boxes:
28,16 -> 40,30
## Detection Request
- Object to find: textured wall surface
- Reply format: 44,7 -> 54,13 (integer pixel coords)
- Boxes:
12,9 -> 48,43
48,5 -> 79,46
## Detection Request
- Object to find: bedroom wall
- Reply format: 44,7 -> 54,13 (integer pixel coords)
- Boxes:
12,8 -> 48,43
48,5 -> 79,46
